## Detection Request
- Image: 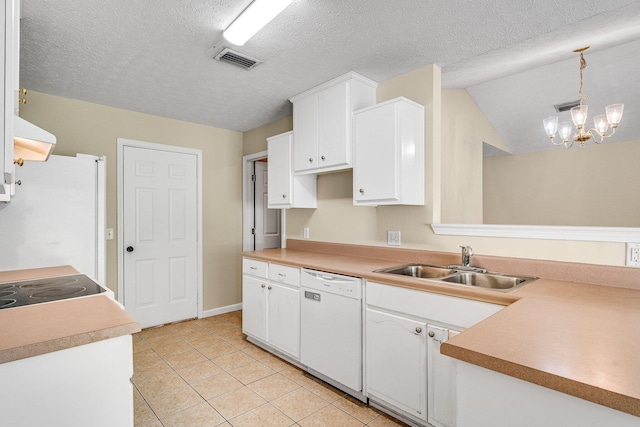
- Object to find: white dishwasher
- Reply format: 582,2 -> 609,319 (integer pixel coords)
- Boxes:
300,268 -> 364,399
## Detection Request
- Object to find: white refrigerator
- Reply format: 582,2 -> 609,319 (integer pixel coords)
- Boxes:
0,154 -> 106,284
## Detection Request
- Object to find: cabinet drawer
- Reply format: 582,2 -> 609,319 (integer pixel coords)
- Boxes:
366,281 -> 502,329
269,263 -> 300,287
243,258 -> 268,278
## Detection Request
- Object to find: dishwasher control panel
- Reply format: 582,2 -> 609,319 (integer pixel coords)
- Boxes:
301,269 -> 362,299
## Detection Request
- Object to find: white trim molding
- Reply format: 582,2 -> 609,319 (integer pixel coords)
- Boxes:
431,223 -> 640,243
201,303 -> 243,319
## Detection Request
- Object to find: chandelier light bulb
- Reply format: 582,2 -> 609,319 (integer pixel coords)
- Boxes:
570,104 -> 588,127
593,115 -> 609,135
543,116 -> 558,137
558,121 -> 573,141
605,103 -> 624,128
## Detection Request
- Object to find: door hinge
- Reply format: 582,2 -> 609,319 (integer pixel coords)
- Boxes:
251,174 -> 256,182
251,227 -> 256,235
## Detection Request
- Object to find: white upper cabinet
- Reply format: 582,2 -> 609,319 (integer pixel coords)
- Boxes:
290,72 -> 377,174
1,0 -> 19,202
267,131 -> 317,209
353,97 -> 424,206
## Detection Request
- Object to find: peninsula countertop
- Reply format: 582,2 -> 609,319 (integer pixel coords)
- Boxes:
243,241 -> 640,418
0,266 -> 141,364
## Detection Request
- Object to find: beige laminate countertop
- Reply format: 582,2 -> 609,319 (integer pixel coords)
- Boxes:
244,245 -> 640,418
0,266 -> 141,364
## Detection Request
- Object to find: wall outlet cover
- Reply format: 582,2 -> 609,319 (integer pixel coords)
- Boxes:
303,227 -> 310,239
387,231 -> 401,246
627,243 -> 640,267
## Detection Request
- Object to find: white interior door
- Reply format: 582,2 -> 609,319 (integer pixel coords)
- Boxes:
123,145 -> 198,328
254,161 -> 280,250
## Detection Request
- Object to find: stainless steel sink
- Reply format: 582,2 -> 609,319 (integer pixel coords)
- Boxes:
375,264 -> 457,279
440,272 -> 535,292
375,264 -> 536,292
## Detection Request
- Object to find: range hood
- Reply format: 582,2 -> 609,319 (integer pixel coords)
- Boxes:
13,116 -> 56,164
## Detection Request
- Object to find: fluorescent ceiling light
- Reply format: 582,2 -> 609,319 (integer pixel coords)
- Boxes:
223,0 -> 293,46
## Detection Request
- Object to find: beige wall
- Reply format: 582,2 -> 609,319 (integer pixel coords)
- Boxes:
484,140 -> 640,226
19,91 -> 244,310
440,89 -> 506,223
242,115 -> 293,156
246,66 -> 630,267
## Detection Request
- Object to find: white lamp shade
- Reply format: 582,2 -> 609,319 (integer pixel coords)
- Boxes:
570,104 -> 588,127
558,121 -> 573,141
593,114 -> 609,134
605,103 -> 624,127
223,0 -> 293,46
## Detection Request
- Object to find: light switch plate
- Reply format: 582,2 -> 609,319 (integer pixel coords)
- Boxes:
387,231 -> 401,246
303,227 -> 310,239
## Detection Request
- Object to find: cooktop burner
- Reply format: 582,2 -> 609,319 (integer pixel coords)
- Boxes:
0,274 -> 106,310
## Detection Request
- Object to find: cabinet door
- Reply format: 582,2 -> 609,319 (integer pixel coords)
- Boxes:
366,308 -> 427,421
242,275 -> 267,341
353,102 -> 399,204
267,283 -> 300,358
267,133 -> 293,207
427,325 -> 458,427
317,82 -> 349,169
293,95 -> 318,172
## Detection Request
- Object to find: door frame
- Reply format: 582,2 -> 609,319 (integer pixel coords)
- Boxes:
116,138 -> 204,320
242,151 -> 286,251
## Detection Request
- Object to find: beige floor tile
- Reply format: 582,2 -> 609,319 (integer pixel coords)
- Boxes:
198,342 -> 237,360
259,353 -> 292,372
133,358 -> 173,383
208,387 -> 266,419
133,386 -> 144,403
134,349 -> 162,366
223,334 -> 253,350
173,325 -> 211,341
304,377 -> 346,403
192,371 -> 245,400
280,367 -> 316,387
298,405 -> 363,427
270,387 -> 329,422
229,403 -> 294,427
152,339 -> 193,358
137,325 -> 172,340
163,348 -> 208,369
134,399 -> 159,426
160,401 -> 226,427
175,359 -> 223,384
248,373 -> 300,401
134,370 -> 188,399
333,395 -> 379,424
133,339 -> 150,354
367,413 -> 411,426
145,333 -> 185,349
188,334 -> 228,349
213,350 -> 256,371
146,385 -> 204,419
142,421 -> 163,427
215,325 -> 243,339
241,345 -> 270,360
228,361 -> 276,385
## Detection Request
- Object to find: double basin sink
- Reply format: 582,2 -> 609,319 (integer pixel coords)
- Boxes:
375,264 -> 536,292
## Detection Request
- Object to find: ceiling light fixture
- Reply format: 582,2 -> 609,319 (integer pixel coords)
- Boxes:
543,46 -> 624,148
223,0 -> 293,46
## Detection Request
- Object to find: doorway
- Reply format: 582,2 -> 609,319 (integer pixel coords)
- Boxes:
117,138 -> 203,328
243,151 -> 283,251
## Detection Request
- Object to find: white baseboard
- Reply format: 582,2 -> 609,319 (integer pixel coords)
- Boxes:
200,303 -> 243,319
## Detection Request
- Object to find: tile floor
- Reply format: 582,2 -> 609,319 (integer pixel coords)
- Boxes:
133,310 -> 408,426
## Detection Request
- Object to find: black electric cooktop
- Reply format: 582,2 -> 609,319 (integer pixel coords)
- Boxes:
0,274 -> 106,310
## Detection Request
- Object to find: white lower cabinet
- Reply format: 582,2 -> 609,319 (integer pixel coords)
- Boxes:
365,281 -> 503,427
366,308 -> 428,421
242,258 -> 300,359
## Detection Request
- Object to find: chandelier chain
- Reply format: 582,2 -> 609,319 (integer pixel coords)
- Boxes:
578,52 -> 588,105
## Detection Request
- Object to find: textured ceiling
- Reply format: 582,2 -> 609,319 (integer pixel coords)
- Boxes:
20,0 -> 640,154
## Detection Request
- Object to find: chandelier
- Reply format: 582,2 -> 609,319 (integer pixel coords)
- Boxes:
543,47 -> 624,148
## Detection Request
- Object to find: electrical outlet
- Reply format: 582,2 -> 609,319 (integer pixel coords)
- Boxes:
387,231 -> 401,246
627,243 -> 640,267
106,228 -> 114,240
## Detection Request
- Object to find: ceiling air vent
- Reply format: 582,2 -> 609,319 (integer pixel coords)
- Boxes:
214,48 -> 262,70
554,100 -> 581,113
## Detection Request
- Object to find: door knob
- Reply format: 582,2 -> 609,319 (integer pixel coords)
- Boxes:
126,246 -> 134,253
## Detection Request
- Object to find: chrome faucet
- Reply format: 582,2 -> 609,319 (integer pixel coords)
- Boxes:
461,245 -> 473,267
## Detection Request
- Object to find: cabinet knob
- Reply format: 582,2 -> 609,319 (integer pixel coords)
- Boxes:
282,194 -> 286,199
415,327 -> 422,334
268,285 -> 272,290
18,97 -> 27,105
321,155 -> 326,161
261,284 -> 266,288
19,88 -> 27,95
428,331 -> 435,338
359,188 -> 364,194
308,157 -> 313,163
